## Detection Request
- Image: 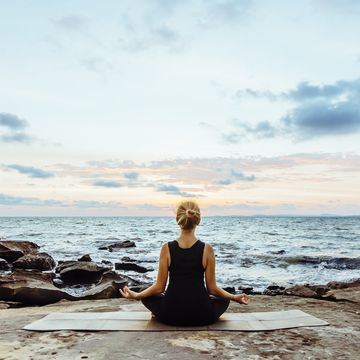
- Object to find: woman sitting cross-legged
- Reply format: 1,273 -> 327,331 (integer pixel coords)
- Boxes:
119,200 -> 250,326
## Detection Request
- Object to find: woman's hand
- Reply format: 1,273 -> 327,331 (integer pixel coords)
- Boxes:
119,286 -> 140,300
232,293 -> 250,305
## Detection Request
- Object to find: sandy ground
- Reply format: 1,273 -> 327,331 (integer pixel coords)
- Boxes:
0,287 -> 359,360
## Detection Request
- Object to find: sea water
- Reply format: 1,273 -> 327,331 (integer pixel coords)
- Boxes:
0,216 -> 359,292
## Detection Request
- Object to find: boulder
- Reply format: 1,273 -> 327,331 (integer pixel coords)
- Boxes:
12,252 -> 56,271
10,269 -> 55,283
327,279 -> 360,289
284,285 -> 318,298
78,271 -> 127,300
0,240 -> 39,263
58,261 -> 111,285
98,240 -> 136,251
0,258 -> 10,271
101,260 -> 113,266
78,254 -> 92,262
115,262 -> 151,273
0,269 -> 73,305
237,285 -> 254,294
263,284 -> 286,296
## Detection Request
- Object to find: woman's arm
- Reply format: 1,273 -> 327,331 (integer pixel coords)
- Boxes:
204,244 -> 249,304
120,243 -> 169,300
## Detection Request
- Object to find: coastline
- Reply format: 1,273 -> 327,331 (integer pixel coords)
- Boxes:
0,284 -> 359,359
1,239 -> 360,358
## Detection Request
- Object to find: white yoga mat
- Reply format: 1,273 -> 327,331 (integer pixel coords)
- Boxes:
23,309 -> 329,331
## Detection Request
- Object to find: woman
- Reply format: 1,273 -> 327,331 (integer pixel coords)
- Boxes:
120,200 -> 249,326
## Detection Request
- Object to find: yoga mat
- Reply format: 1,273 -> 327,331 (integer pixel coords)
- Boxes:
23,309 -> 328,332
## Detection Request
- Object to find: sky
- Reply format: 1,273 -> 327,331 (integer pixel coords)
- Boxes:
1,0 -> 360,216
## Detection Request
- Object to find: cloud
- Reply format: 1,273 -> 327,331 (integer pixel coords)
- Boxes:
0,112 -> 32,143
118,24 -> 182,53
230,169 -> 255,181
227,78 -> 360,142
199,0 -> 253,27
222,120 -> 277,142
0,194 -> 64,207
79,57 -> 114,73
157,184 -> 195,197
93,180 -> 122,188
214,168 -> 255,185
73,200 -> 124,208
281,100 -> 360,139
0,112 -> 28,129
123,171 -> 139,180
52,14 -> 91,31
4,164 -> 55,179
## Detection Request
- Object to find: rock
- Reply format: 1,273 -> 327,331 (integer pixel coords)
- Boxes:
78,254 -> 92,262
0,300 -> 24,309
285,285 -> 318,298
0,258 -> 11,271
115,262 -> 151,273
58,261 -> 111,285
0,269 -> 74,305
121,256 -> 136,262
98,240 -> 136,251
0,240 -> 40,263
12,252 -> 56,271
327,279 -> 360,289
129,283 -> 152,293
9,269 -> 55,283
101,260 -> 113,266
263,284 -> 286,296
268,249 -> 286,255
74,270 -> 127,300
222,286 -> 235,294
117,273 -> 145,287
307,284 -> 330,296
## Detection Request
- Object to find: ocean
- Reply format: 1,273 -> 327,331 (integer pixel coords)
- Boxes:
0,216 -> 359,292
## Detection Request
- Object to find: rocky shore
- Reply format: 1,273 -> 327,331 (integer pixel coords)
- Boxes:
1,239 -> 359,359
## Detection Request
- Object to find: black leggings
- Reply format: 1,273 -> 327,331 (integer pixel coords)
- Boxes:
141,293 -> 230,324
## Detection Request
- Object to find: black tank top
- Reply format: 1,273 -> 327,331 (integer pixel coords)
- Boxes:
158,239 -> 215,326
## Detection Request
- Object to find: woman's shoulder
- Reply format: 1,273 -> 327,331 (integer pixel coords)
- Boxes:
203,242 -> 214,253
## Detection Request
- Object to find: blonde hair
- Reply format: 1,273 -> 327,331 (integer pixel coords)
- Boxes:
176,200 -> 201,230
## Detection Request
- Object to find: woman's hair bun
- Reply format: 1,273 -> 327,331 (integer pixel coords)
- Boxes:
186,209 -> 196,217
176,201 -> 201,230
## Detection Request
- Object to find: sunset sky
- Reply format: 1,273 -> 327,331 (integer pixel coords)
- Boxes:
1,0 -> 360,216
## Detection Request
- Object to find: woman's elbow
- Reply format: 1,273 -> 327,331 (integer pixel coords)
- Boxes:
206,285 -> 218,295
155,283 -> 166,293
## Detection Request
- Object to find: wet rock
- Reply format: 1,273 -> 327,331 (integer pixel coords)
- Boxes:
12,252 -> 56,271
115,262 -> 151,273
101,260 -> 113,266
78,254 -> 92,262
263,285 -> 286,296
237,285 -> 253,294
98,240 -> 136,252
222,286 -> 236,294
10,269 -> 55,283
285,285 -> 318,298
58,261 -> 111,285
79,271 -> 127,300
0,240 -> 40,263
270,249 -> 286,255
0,269 -> 74,305
129,283 -> 152,292
121,256 -> 136,262
307,284 -> 330,296
0,258 -> 10,271
327,279 -> 360,289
